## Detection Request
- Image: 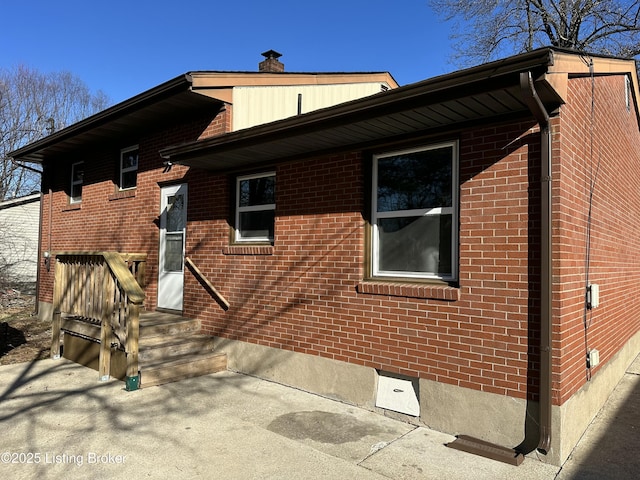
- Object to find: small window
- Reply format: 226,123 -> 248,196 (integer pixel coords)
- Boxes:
235,172 -> 275,243
70,161 -> 84,204
120,145 -> 138,190
371,142 -> 458,281
626,75 -> 632,112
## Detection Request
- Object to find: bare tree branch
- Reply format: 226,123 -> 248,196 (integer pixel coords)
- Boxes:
429,0 -> 640,65
0,65 -> 110,201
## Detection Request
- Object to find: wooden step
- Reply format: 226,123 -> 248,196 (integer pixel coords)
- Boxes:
59,312 -> 227,388
138,334 -> 216,363
140,351 -> 227,388
60,314 -> 201,342
139,316 -> 200,337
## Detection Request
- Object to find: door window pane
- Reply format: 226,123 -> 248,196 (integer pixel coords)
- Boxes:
164,233 -> 184,272
166,194 -> 185,232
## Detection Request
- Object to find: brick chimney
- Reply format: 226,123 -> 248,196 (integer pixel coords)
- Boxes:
259,50 -> 284,72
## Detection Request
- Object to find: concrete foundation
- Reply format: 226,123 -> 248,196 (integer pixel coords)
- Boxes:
551,329 -> 640,465
215,333 -> 640,466
39,300 -> 640,467
214,337 -> 378,408
38,300 -> 53,322
418,378 -> 530,449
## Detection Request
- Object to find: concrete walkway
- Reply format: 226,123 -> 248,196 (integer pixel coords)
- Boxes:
0,355 -> 639,479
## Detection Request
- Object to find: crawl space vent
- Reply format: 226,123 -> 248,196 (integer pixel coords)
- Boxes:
375,372 -> 420,416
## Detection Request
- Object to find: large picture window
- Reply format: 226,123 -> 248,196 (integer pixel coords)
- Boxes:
235,172 -> 275,243
120,145 -> 138,190
372,142 -> 458,281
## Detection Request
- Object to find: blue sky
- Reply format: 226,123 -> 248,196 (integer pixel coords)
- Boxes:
1,0 -> 458,105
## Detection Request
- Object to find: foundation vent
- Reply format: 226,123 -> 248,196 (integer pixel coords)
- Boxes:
375,371 -> 420,416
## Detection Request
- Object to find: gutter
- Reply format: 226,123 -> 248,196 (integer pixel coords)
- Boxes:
520,71 -> 553,455
160,48 -> 557,163
448,70 -> 554,465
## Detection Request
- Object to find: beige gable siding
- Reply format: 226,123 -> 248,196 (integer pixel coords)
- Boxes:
233,83 -> 389,130
0,194 -> 40,289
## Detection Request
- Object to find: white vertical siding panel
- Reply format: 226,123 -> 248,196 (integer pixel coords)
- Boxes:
0,195 -> 40,287
233,83 -> 387,131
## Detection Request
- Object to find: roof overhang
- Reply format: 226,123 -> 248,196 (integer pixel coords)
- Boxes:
160,48 -> 639,172
9,74 -> 224,163
9,70 -> 398,165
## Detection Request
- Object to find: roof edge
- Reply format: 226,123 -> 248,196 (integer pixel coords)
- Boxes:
189,71 -> 400,89
9,74 -> 194,160
0,192 -> 40,208
161,48 -> 558,161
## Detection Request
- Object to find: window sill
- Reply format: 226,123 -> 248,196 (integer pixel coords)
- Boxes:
109,189 -> 136,201
357,280 -> 460,301
223,245 -> 274,255
63,203 -> 82,212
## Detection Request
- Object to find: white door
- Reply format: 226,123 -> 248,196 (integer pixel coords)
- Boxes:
158,184 -> 187,311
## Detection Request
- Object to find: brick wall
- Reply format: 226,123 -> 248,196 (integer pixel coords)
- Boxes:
39,118 -> 544,402
554,75 -> 640,403
183,79 -> 640,405
38,112 -> 223,310
198,104 -> 231,140
37,73 -> 640,408
184,122 -> 542,401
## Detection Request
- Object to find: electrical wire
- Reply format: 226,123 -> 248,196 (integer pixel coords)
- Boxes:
581,55 -> 600,381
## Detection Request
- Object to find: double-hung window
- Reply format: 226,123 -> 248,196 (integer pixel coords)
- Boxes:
371,142 -> 458,281
235,172 -> 275,243
120,145 -> 138,190
70,161 -> 84,204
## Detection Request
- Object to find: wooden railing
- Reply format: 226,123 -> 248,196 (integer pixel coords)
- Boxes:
51,252 -> 146,390
185,256 -> 230,310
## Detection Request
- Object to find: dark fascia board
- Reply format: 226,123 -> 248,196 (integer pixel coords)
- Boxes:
8,73 -> 194,162
9,69 -> 399,164
160,48 -> 557,164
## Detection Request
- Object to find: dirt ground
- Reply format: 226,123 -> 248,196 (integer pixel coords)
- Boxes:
0,291 -> 50,365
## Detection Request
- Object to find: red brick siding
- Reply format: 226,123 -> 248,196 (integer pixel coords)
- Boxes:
554,75 -> 640,403
458,122 -> 541,398
38,114 -> 217,309
198,105 -> 231,140
37,74 -> 640,408
40,120 -> 542,401
184,123 -> 541,401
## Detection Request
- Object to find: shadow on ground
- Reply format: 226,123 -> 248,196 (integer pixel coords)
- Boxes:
0,322 -> 27,357
556,365 -> 640,480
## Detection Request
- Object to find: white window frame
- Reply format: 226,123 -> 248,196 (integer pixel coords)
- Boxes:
235,171 -> 276,243
70,161 -> 84,204
371,141 -> 458,281
119,145 -> 138,190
